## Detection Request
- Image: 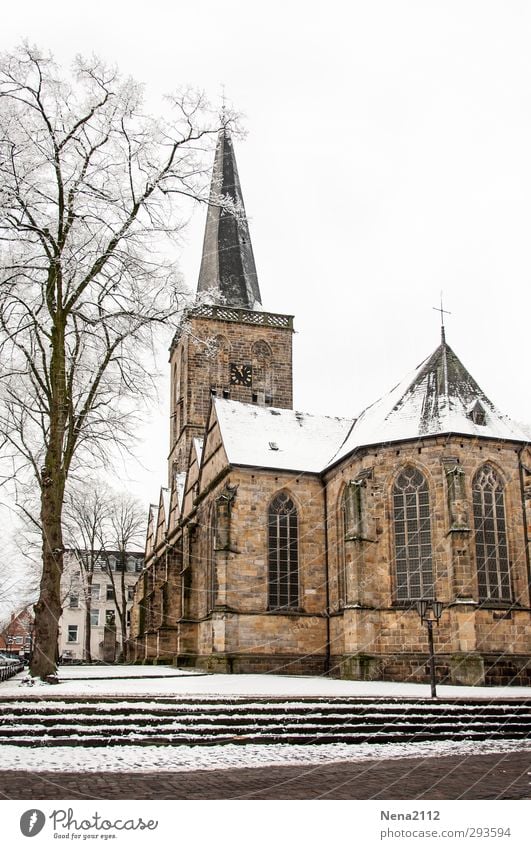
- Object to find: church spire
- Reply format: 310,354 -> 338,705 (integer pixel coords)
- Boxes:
197,129 -> 262,310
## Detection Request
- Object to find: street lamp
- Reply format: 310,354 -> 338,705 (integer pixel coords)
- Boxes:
416,600 -> 444,698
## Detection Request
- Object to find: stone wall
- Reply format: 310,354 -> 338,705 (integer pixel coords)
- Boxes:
168,310 -> 293,478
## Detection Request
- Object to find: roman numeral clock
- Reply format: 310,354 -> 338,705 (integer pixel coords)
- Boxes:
230,363 -> 252,387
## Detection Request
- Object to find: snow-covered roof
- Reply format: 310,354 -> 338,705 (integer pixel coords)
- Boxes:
192,438 -> 204,463
214,398 -> 353,473
160,487 -> 170,528
329,336 -> 529,467
174,471 -> 187,511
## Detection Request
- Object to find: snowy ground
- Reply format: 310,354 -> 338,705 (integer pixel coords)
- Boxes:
1,665 -> 530,699
0,667 -> 528,773
0,739 -> 528,774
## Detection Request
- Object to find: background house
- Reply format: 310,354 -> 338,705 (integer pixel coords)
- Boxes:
0,606 -> 34,660
59,550 -> 144,663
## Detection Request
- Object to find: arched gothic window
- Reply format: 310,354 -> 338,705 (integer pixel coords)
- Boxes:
268,492 -> 299,610
472,465 -> 511,602
337,489 -> 347,606
252,340 -> 273,404
393,466 -> 434,601
209,335 -> 230,396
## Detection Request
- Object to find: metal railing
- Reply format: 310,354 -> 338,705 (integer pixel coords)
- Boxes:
0,661 -> 25,682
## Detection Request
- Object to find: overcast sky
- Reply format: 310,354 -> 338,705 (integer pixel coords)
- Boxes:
2,0 -> 531,516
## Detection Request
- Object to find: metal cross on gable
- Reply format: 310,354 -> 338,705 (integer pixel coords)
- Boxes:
432,293 -> 451,342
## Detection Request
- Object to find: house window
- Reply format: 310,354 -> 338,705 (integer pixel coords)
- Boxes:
126,609 -> 131,628
127,586 -> 135,602
90,609 -> 99,627
105,610 -> 116,625
69,594 -> 79,608
473,464 -> 512,602
90,584 -> 100,600
268,492 -> 299,610
67,625 -> 78,643
393,466 -> 434,601
106,585 -> 114,601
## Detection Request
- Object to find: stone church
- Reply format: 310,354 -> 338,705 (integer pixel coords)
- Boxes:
129,129 -> 531,686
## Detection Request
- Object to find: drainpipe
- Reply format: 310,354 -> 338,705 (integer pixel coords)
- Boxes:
517,446 -> 531,607
322,477 -> 331,675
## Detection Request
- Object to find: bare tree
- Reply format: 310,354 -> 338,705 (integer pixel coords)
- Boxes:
63,484 -> 145,662
99,494 -> 145,661
0,509 -> 40,619
62,486 -> 110,662
0,44 -> 229,678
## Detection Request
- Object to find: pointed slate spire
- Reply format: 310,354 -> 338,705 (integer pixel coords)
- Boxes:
197,129 -> 262,310
329,333 -> 529,466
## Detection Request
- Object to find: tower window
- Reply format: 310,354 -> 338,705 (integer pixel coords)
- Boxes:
268,492 -> 299,611
393,466 -> 434,601
473,464 -> 512,602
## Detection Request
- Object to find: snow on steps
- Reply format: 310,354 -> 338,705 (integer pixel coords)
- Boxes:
0,698 -> 529,747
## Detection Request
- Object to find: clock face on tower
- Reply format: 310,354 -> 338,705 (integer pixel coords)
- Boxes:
230,363 -> 252,387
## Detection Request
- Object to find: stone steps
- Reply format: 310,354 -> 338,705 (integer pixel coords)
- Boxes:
0,698 -> 528,747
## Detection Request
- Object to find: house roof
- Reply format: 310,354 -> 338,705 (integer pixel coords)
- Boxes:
328,334 -> 530,467
213,398 -> 354,473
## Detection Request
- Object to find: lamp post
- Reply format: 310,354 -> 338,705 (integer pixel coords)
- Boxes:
416,600 -> 444,698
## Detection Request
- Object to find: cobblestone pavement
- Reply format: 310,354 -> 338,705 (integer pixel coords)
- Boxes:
0,752 -> 529,800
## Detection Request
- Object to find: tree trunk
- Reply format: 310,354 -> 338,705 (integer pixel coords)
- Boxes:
31,479 -> 64,679
117,555 -> 127,662
31,313 -> 68,680
84,573 -> 93,663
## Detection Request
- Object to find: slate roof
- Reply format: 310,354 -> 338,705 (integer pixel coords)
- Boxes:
197,129 -> 262,310
329,335 -> 529,467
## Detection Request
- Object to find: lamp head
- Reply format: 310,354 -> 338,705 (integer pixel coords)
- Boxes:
416,600 -> 429,620
432,601 -> 444,621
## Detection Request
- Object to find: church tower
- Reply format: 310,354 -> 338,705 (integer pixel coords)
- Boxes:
168,129 -> 294,480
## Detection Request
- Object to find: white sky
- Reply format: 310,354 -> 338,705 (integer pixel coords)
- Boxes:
2,0 -> 531,516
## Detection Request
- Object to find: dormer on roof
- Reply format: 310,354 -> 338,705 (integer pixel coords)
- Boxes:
467,399 -> 487,426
